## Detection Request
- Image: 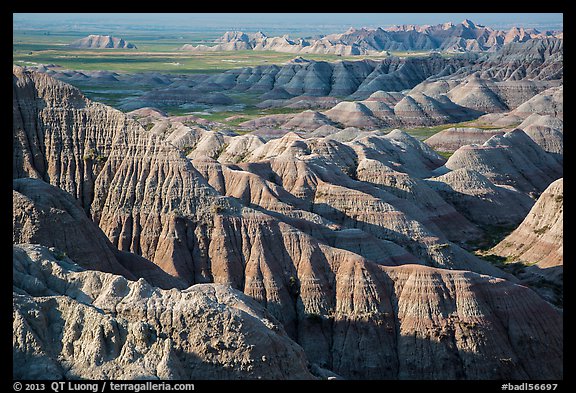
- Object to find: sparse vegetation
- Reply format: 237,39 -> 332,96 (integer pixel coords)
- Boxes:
212,143 -> 229,159
181,145 -> 195,156
344,158 -> 359,180
13,31 -> 385,75
430,243 -> 450,252
475,253 -> 510,265
401,119 -> 518,141
13,17 -> 564,380
83,148 -> 97,160
475,251 -> 528,275
436,151 -> 454,160
288,275 -> 300,297
210,204 -> 225,214
474,224 -> 516,250
233,150 -> 249,163
533,225 -> 550,235
51,249 -> 67,261
83,148 -> 107,163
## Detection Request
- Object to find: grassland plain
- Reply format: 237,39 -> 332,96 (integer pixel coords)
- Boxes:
13,49 -> 386,74
14,31 -> 388,74
13,30 -> 484,145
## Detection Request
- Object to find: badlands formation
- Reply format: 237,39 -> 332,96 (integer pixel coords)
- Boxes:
69,35 -> 137,49
13,20 -> 563,380
180,20 -> 562,54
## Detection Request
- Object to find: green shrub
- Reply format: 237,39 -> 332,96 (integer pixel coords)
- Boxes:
533,225 -> 550,235
52,249 -> 67,261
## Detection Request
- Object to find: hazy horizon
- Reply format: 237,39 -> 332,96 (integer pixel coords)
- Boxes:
13,13 -> 563,37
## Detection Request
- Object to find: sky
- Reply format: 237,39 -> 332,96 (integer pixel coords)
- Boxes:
13,13 -> 563,35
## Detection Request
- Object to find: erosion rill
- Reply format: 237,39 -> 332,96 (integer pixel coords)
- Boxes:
12,64 -> 563,379
12,17 -> 563,381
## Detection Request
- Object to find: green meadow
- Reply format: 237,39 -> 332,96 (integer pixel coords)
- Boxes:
13,31 -> 388,75
402,120 -> 510,141
12,29 -> 476,145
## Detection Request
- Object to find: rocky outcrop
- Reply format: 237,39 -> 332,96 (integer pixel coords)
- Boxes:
193,55 -> 474,100
511,85 -> 563,118
426,169 -> 534,228
518,114 -> 563,162
13,65 -> 143,211
355,160 -> 483,245
351,129 -> 445,178
465,86 -> 563,163
445,76 -> 549,113
438,129 -> 562,196
488,178 -> 563,306
424,127 -> 505,153
27,37 -> 562,131
13,177 -> 186,290
491,178 -> 563,269
218,134 -> 266,163
283,110 -> 337,131
179,21 -> 561,55
13,67 -> 563,380
14,243 -> 564,380
69,35 -> 137,49
204,132 -> 496,273
13,244 -> 315,380
236,72 -> 557,132
478,38 -> 563,80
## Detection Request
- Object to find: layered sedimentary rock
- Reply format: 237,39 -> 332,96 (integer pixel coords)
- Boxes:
218,134 -> 266,163
354,160 -> 484,244
13,66 -> 563,380
426,169 -> 534,228
489,178 -> 563,306
193,55 -> 474,100
491,178 -> 563,269
13,242 -> 564,380
13,177 -> 185,290
240,75 -> 554,132
243,87 -> 484,136
13,65 -> 143,211
438,129 -> 562,196
435,38 -> 563,82
462,85 -> 563,169
445,76 -> 549,113
517,114 -> 563,162
283,110 -> 337,131
27,37 -> 562,136
69,35 -> 137,49
196,131 -> 497,274
179,21 -> 561,55
13,244 -> 314,380
424,127 -> 505,153
474,85 -> 563,131
235,68 -> 558,133
511,85 -> 563,118
477,38 -> 563,80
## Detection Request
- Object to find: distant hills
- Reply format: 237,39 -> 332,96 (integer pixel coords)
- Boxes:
69,34 -> 137,49
12,19 -> 564,378
179,19 -> 562,55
